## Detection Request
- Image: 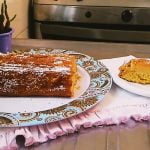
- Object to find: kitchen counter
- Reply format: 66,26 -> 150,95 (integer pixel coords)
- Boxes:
12,39 -> 150,59
12,39 -> 150,150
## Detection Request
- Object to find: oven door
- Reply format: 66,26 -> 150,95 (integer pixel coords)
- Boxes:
36,22 -> 150,43
34,4 -> 150,43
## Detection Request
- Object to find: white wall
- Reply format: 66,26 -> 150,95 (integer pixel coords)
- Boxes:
0,0 -> 29,38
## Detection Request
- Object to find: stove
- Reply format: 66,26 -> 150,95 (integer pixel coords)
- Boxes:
33,0 -> 150,43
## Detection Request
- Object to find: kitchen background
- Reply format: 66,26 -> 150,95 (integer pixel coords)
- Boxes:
0,0 -> 30,38
2,0 -> 150,43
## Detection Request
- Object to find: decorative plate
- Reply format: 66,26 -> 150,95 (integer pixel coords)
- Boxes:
0,49 -> 112,127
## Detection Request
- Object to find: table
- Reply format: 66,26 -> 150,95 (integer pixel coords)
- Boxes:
12,39 -> 150,150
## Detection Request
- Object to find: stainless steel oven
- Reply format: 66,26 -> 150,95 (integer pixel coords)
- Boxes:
33,0 -> 150,43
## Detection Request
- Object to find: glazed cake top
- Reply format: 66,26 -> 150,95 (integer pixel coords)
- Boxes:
0,54 -> 76,74
120,58 -> 150,73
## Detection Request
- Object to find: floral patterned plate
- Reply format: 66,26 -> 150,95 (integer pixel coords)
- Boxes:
0,49 -> 112,127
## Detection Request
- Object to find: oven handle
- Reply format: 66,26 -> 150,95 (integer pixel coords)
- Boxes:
40,23 -> 150,42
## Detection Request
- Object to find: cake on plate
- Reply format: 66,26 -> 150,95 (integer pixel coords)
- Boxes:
0,53 -> 77,97
119,58 -> 150,84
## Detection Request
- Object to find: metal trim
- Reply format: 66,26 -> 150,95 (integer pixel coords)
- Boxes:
34,4 -> 150,25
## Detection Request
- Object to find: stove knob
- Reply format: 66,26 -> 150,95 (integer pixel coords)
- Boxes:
85,11 -> 92,18
121,10 -> 133,22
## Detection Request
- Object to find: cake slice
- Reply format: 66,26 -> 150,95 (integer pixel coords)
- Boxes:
0,53 -> 77,97
119,58 -> 150,84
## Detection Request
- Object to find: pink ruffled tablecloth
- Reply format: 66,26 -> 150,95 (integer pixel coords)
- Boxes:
0,56 -> 150,150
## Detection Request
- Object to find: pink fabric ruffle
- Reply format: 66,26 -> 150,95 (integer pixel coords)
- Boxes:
0,102 -> 150,150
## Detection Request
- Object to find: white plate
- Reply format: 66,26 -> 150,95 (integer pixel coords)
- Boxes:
102,56 -> 150,97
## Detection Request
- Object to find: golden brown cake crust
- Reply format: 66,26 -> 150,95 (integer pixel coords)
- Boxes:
119,58 -> 150,84
0,54 -> 77,97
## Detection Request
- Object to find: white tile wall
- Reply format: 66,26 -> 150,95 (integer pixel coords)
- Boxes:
0,0 -> 29,38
